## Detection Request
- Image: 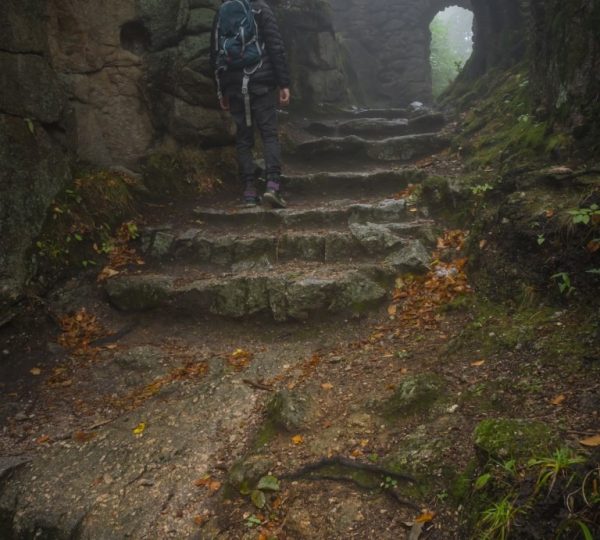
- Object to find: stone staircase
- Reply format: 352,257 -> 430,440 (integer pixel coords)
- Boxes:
105,111 -> 447,322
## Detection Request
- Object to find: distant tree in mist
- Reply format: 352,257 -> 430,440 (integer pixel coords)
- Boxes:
430,7 -> 473,98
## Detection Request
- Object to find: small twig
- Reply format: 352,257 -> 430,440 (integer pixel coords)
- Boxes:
242,379 -> 273,391
87,419 -> 113,431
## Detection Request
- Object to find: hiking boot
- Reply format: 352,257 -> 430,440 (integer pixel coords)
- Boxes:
242,195 -> 260,207
263,189 -> 287,209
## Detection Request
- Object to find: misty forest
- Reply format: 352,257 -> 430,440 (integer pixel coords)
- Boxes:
0,0 -> 599,538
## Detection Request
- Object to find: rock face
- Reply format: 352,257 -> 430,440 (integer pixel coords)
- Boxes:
529,0 -> 600,141
0,0 -> 345,302
272,0 -> 350,106
0,0 -> 71,304
330,0 -> 472,106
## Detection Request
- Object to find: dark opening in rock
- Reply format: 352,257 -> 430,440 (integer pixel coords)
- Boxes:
120,20 -> 151,55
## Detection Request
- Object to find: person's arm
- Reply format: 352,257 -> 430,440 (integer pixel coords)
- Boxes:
257,1 -> 291,96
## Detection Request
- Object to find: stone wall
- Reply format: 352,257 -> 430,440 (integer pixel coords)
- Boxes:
0,0 -> 71,304
330,0 -> 472,107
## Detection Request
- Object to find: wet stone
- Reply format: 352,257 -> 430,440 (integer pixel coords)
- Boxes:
383,374 -> 445,417
384,240 -> 431,273
267,390 -> 312,432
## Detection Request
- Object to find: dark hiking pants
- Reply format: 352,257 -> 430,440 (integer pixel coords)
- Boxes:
229,88 -> 282,194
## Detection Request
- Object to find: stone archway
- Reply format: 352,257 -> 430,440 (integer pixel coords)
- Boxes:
331,0 -> 472,107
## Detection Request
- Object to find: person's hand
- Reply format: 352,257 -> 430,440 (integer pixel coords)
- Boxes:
219,95 -> 230,111
279,87 -> 290,107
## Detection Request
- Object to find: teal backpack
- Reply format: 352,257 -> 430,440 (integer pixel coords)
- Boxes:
214,0 -> 264,126
214,0 -> 263,72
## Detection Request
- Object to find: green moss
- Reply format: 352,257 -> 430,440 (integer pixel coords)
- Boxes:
34,168 -> 139,275
474,419 -> 558,462
382,374 -> 445,419
252,419 -> 278,451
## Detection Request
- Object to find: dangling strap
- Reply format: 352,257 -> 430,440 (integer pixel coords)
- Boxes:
242,74 -> 251,127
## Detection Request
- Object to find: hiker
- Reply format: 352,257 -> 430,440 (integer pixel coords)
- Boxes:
211,0 -> 291,208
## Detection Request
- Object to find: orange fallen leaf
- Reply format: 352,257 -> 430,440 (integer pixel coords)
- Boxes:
292,434 -> 304,445
35,435 -> 50,445
209,480 -> 221,492
360,439 -> 369,447
193,515 -> 207,526
587,240 -> 600,253
471,360 -> 486,367
194,475 -> 211,487
551,394 -> 566,406
415,511 -> 436,523
545,209 -> 555,218
388,304 -> 398,316
321,382 -> 334,390
351,448 -> 363,458
479,240 -> 487,249
30,367 -> 42,376
579,434 -> 600,447
73,431 -> 96,443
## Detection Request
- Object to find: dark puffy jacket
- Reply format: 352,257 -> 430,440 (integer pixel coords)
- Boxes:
210,0 -> 291,96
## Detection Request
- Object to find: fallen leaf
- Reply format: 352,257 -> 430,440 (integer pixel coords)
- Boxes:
73,431 -> 96,443
194,475 -> 211,487
388,304 -> 398,316
545,209 -> 555,218
479,239 -> 487,249
587,240 -> 600,253
132,422 -> 146,436
292,434 -> 304,445
360,439 -> 369,447
105,343 -> 118,350
579,434 -> 600,447
321,382 -> 334,390
551,394 -> 566,406
209,480 -> 221,492
193,515 -> 207,526
415,511 -> 436,523
471,360 -> 486,367
35,435 -> 50,445
97,267 -> 120,282
30,367 -> 42,376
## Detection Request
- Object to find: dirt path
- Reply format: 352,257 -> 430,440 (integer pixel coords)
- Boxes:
1,109 -> 598,540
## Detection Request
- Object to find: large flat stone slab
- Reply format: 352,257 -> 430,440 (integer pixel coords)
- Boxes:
283,168 -> 427,197
143,222 -> 436,267
193,198 -> 410,228
287,133 -> 449,163
307,113 -> 445,138
105,264 -> 394,321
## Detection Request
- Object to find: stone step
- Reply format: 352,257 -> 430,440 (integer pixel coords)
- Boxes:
104,255 -> 429,321
306,113 -> 446,139
193,198 -> 416,229
143,222 -> 436,267
283,168 -> 427,197
336,108 -> 409,119
285,133 -> 449,164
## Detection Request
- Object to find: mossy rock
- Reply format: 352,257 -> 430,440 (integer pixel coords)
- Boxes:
266,390 -> 311,432
473,418 -> 558,463
226,454 -> 273,496
382,374 -> 445,418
